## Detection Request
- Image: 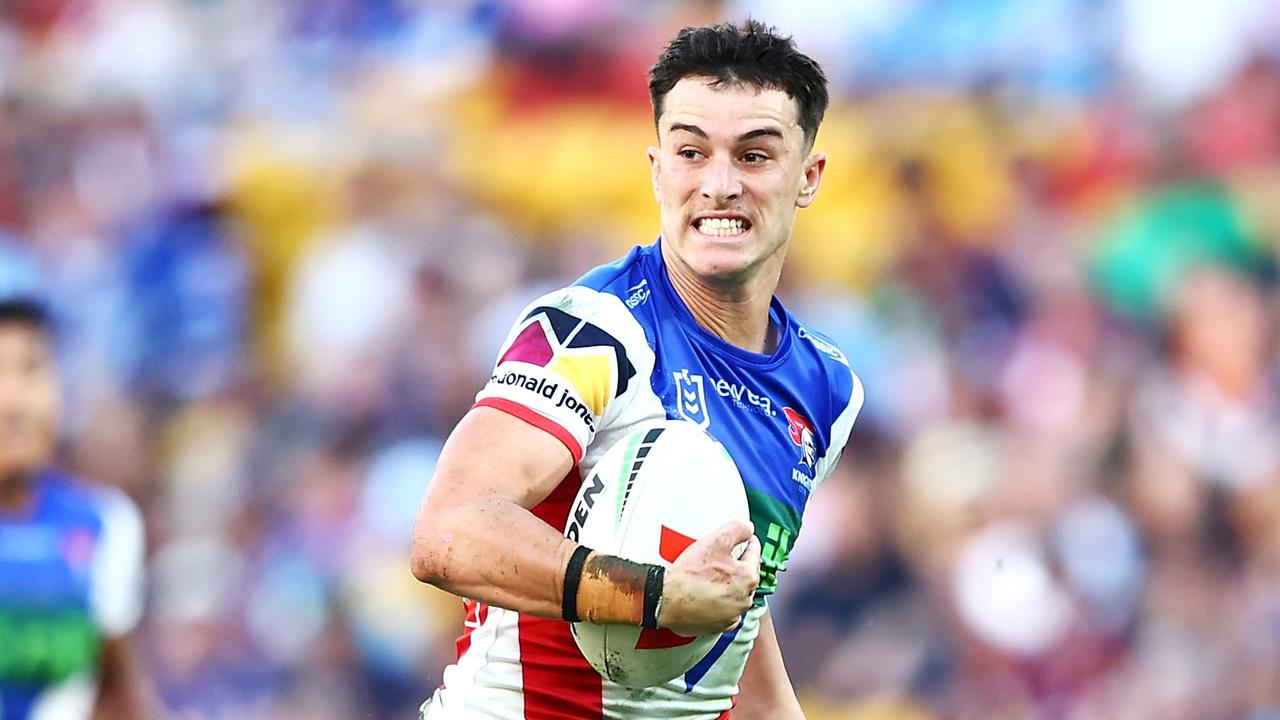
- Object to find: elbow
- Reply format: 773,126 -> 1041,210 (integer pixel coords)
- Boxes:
410,546 -> 440,585
410,507 -> 455,586
410,535 -> 451,586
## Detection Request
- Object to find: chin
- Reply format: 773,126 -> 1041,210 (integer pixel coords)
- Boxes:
669,234 -> 751,275
696,259 -> 756,283
0,459 -> 41,480
685,249 -> 757,282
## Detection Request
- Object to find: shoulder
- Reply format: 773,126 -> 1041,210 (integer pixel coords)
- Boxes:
572,244 -> 660,316
477,247 -> 661,459
508,245 -> 656,358
780,314 -> 864,483
787,317 -> 864,421
40,471 -> 143,537
573,244 -> 651,297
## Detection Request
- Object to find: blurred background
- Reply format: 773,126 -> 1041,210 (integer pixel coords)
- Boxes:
2,0 -> 1280,718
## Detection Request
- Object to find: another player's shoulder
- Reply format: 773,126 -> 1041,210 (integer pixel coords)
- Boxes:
38,470 -> 142,534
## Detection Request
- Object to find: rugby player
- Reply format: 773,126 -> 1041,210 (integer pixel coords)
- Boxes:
0,299 -> 151,719
412,20 -> 863,719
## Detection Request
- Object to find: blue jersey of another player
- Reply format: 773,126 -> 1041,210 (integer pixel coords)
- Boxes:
0,470 -> 144,720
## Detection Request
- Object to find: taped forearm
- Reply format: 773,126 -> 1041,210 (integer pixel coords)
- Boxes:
562,548 -> 663,627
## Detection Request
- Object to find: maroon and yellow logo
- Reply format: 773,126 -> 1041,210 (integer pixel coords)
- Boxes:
495,306 -> 636,423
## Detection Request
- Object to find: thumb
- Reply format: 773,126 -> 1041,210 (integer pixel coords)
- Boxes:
710,519 -> 754,551
738,533 -> 762,568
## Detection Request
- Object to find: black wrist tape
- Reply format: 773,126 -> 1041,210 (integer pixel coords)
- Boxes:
561,545 -> 593,622
642,564 -> 665,629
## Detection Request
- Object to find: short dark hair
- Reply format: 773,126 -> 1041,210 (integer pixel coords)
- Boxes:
648,20 -> 830,148
0,298 -> 52,332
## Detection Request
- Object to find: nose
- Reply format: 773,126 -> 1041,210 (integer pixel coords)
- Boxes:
700,155 -> 742,205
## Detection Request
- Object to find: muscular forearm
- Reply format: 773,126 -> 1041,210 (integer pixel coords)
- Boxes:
409,407 -> 656,622
410,407 -> 756,634
411,407 -> 589,618
413,495 -> 659,623
412,494 -> 580,619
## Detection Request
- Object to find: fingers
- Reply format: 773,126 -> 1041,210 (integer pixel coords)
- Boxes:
708,518 -> 754,551
739,533 -> 761,570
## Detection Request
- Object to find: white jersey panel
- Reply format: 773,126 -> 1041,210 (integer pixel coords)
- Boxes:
433,606 -> 525,720
87,486 -> 145,637
812,367 -> 865,491
474,286 -> 655,462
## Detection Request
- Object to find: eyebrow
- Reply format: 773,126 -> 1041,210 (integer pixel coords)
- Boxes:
737,128 -> 785,142
666,123 -> 785,143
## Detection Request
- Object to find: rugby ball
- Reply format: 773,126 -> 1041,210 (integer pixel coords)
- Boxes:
563,420 -> 750,688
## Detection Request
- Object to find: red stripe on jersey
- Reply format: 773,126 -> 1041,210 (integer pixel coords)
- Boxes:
456,600 -> 477,657
520,467 -> 600,717
530,467 -> 583,529
518,614 -> 602,720
473,398 -> 584,463
455,600 -> 492,659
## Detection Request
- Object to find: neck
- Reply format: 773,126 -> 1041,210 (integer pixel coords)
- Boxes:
0,470 -> 34,513
662,244 -> 783,354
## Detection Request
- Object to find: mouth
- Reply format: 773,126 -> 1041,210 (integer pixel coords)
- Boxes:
692,214 -> 752,238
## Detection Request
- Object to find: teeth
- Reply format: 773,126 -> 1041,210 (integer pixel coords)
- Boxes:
697,218 -> 746,236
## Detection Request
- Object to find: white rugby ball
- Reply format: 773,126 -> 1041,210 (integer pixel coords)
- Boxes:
563,419 -> 750,689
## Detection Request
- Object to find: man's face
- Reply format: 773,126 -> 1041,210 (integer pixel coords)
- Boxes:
648,77 -> 825,285
0,324 -> 59,478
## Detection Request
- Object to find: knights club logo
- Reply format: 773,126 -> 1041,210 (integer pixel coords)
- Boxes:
783,407 -> 816,469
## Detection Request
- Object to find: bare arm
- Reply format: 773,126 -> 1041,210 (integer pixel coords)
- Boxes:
734,607 -> 806,720
92,635 -> 156,720
410,406 -> 759,633
411,406 -> 580,618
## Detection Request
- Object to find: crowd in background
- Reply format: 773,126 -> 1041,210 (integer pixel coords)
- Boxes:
3,0 -> 1280,718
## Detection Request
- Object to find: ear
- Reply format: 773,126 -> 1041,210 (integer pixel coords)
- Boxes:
796,152 -> 827,209
647,146 -> 661,203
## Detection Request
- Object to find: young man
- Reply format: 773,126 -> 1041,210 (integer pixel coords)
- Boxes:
412,20 -> 863,719
0,299 -> 151,720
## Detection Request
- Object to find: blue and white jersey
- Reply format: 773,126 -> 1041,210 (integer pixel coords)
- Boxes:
0,470 -> 145,720
429,241 -> 863,720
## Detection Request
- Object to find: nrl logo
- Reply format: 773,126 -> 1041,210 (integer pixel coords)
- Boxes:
672,369 -> 709,429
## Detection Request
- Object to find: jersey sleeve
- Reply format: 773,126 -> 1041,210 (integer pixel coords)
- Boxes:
88,487 -> 146,638
813,362 -> 865,491
472,285 -> 645,463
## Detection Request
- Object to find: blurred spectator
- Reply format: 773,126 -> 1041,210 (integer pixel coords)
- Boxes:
2,1 -> 1280,717
0,298 -> 153,719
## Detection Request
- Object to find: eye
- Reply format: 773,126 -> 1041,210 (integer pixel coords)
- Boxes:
679,148 -> 702,160
742,151 -> 768,164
